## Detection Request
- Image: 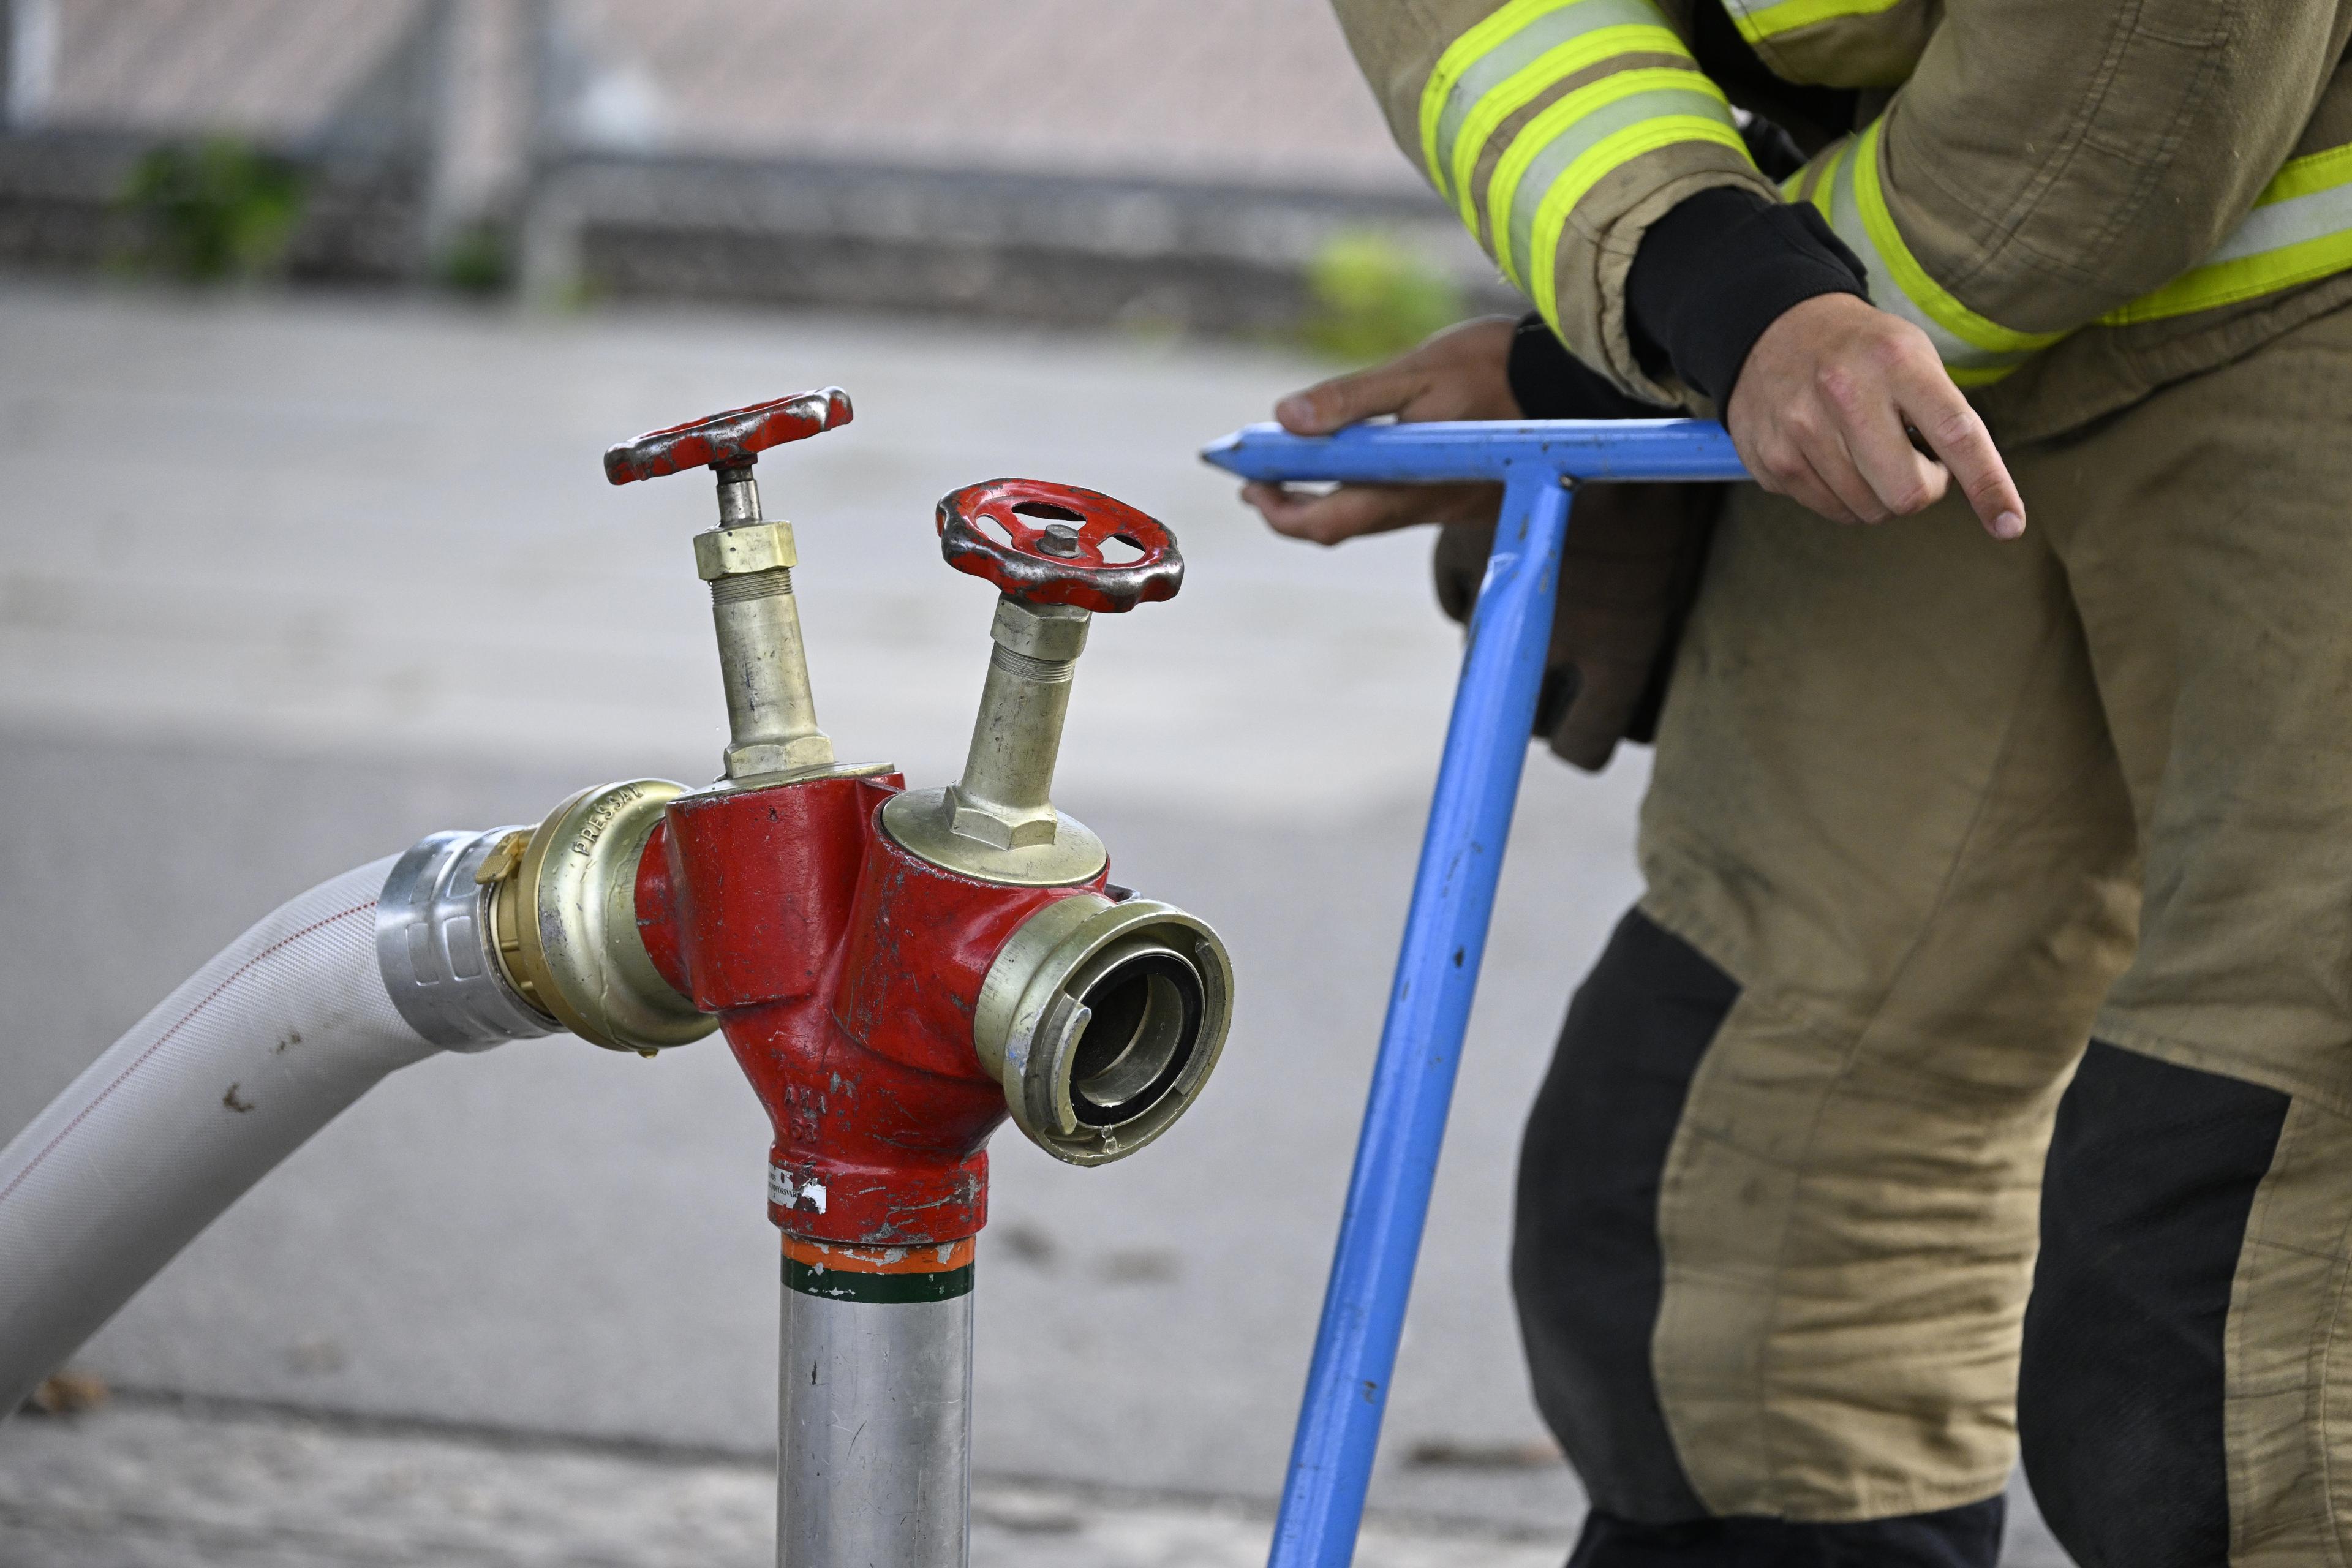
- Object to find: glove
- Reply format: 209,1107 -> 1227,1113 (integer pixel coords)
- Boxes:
1432,481 -> 1719,772
1431,318 -> 1724,772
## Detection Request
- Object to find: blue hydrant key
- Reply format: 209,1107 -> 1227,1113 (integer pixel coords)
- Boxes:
1201,418 -> 1747,1568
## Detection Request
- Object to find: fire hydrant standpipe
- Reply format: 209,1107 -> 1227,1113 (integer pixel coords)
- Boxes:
1199,418 -> 1749,1568
0,386 -> 1232,1568
576,395 -> 1229,1568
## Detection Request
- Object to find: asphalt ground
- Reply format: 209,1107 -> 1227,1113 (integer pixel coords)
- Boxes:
0,279 -> 2071,1563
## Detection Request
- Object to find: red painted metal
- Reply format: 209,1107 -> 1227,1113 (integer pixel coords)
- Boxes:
937,479 -> 1184,612
603,387 -> 854,485
633,822 -> 690,997
635,773 -> 1106,1247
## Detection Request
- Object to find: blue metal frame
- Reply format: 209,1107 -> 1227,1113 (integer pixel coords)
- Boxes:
1201,419 -> 1747,1567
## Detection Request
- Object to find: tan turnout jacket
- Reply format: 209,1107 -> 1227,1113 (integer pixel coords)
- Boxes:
1335,0 -> 2352,440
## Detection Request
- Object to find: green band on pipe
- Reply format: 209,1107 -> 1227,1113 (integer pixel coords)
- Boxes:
785,1257 -> 975,1304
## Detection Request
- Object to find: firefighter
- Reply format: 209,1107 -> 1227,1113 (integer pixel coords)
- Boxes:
1243,3 -> 2352,1563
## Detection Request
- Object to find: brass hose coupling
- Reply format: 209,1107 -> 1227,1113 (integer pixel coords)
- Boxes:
376,793 -> 714,1057
976,892 -> 1232,1164
475,780 -> 714,1055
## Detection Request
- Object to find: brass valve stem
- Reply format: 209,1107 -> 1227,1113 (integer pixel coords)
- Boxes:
946,597 -> 1089,850
697,466 -> 835,782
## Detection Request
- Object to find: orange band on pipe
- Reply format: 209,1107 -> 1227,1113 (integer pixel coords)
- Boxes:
782,1235 -> 978,1275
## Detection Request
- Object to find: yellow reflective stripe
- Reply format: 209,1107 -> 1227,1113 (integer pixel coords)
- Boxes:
1443,23 -> 1688,225
1849,120 -> 2062,358
2103,142 -> 2352,324
2105,224 -> 2352,323
1722,0 -> 1905,44
1486,67 -> 1735,282
1420,0 -> 1584,195
1786,135 -> 1845,214
1531,118 -> 1753,322
1814,126 -> 2038,380
2262,142 -> 2352,206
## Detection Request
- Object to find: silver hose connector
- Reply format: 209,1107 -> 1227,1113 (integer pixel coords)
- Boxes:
377,829 -> 559,1051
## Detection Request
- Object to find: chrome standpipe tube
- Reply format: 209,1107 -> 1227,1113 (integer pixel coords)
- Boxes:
778,1243 -> 976,1568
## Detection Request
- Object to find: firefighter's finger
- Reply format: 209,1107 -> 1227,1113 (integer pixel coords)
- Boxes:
1774,396 -> 1883,522
1898,368 -> 2025,539
1242,481 -> 1428,545
1273,363 -> 1428,435
1808,435 -> 1890,524
1750,440 -> 1862,526
1823,364 -> 1950,518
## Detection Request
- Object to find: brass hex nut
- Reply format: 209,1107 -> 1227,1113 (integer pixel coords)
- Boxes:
694,521 -> 798,581
990,597 -> 1089,660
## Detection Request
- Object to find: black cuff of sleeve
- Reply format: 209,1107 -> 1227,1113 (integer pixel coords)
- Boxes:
1506,315 -> 1676,419
1624,187 -> 1868,407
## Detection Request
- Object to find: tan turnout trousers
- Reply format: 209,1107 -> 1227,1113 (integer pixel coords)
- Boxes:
1596,298 -> 2352,1557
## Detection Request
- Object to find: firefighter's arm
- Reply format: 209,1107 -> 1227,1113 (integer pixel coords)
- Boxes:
1330,0 -> 2020,534
1794,0 -> 2350,378
1330,0 -> 1777,407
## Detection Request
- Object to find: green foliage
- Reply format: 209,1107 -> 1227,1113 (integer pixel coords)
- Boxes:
436,221 -> 514,296
1301,229 -> 1466,362
119,138 -> 306,282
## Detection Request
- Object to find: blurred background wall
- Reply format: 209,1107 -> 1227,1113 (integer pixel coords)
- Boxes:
0,0 -> 1513,339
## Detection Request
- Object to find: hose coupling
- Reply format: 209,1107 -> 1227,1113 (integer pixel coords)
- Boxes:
377,828 -> 560,1051
974,892 -> 1233,1165
472,779 -> 717,1055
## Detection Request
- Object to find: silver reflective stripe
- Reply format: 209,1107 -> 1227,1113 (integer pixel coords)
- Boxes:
1820,136 -> 2036,379
2204,178 -> 2352,268
1428,0 -> 1673,201
1502,85 -> 1731,284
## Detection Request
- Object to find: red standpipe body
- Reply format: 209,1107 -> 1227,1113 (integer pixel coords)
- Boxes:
633,774 -> 1104,1246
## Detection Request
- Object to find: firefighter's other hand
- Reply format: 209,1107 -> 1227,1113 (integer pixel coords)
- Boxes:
1727,293 -> 2026,540
1242,316 -> 1516,546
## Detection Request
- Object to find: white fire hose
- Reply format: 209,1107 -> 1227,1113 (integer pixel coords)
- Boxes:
0,830 -> 555,1415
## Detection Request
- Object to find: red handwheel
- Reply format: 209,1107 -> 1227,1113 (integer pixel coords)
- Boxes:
936,479 -> 1183,614
605,386 -> 853,484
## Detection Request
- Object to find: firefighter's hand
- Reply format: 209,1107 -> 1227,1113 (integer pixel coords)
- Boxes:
1242,316 -> 1516,546
1727,293 -> 2026,540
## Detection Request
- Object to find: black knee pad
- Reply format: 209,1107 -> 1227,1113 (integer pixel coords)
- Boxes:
2019,1041 -> 2288,1568
1566,1498 -> 2005,1567
1513,910 -> 1736,1522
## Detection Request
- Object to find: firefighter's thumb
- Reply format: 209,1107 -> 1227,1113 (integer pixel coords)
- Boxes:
1275,363 -> 1422,435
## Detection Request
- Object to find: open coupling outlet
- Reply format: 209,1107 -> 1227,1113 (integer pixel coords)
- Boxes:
979,894 -> 1231,1164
